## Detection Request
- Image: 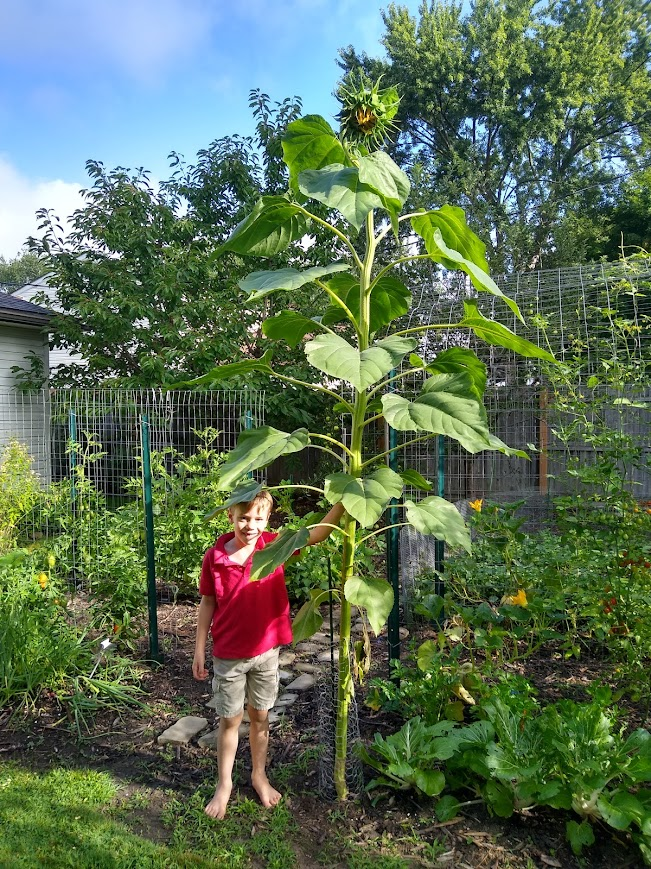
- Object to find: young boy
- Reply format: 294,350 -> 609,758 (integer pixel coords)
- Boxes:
192,490 -> 344,819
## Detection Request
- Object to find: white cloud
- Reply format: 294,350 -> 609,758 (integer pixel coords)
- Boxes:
0,157 -> 83,260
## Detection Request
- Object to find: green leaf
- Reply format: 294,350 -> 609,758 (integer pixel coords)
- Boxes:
435,795 -> 461,821
461,300 -> 556,362
381,372 -> 492,453
172,349 -> 274,388
324,467 -> 404,528
413,768 -> 446,798
216,196 -> 309,257
399,468 -> 433,491
282,115 -> 347,193
0,549 -> 28,568
411,206 -> 523,321
424,347 -> 487,396
358,152 -> 410,232
485,433 -> 530,459
344,575 -> 394,635
292,588 -> 331,642
299,165 -> 382,232
262,311 -> 320,348
566,819 -> 595,855
323,274 -> 411,334
218,426 -> 310,490
306,334 -> 417,392
250,527 -> 310,581
204,480 -> 264,520
405,496 -> 471,552
239,263 -> 350,300
483,781 -> 515,818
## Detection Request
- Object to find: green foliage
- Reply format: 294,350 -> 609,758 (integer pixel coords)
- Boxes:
363,679 -> 651,861
0,250 -> 48,285
339,0 -> 651,270
0,438 -> 41,554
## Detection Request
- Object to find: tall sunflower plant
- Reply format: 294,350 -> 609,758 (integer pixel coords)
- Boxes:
180,78 -> 555,799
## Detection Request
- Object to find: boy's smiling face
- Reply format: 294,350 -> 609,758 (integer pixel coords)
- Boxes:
228,501 -> 271,549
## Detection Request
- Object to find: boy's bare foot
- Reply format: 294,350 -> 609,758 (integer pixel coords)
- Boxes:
252,772 -> 282,808
205,782 -> 232,819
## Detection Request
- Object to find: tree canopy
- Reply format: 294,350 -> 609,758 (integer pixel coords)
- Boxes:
28,93 -> 335,428
338,0 -> 651,271
0,251 -> 48,287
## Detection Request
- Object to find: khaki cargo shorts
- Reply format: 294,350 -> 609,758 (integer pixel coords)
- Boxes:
211,646 -> 280,718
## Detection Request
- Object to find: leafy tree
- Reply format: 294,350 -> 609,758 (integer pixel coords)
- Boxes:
27,93 -> 332,429
186,78 -> 554,798
338,0 -> 651,271
0,251 -> 48,287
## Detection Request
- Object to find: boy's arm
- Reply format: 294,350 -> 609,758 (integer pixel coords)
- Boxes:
192,594 -> 216,680
306,502 -> 345,545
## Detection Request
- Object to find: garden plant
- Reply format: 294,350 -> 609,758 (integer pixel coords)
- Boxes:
183,76 -> 554,799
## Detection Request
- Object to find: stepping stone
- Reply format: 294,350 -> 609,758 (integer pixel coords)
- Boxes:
285,673 -> 315,692
279,651 -> 296,667
158,716 -> 208,745
311,632 -> 331,644
278,669 -> 294,683
400,627 -> 409,640
274,692 -> 299,708
294,642 -> 320,655
197,728 -> 218,749
295,662 -> 319,674
317,649 -> 339,663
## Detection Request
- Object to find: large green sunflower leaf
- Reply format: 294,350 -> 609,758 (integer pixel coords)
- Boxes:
305,334 -> 417,391
461,300 -> 556,362
381,372 -> 492,453
405,496 -> 471,552
216,196 -> 309,257
239,263 -> 350,300
282,115 -> 348,193
250,527 -> 310,581
298,165 -> 382,232
218,426 -> 310,490
324,467 -> 404,528
344,575 -> 394,635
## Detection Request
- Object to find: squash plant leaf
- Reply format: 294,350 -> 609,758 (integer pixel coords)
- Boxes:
218,426 -> 310,490
172,349 -> 274,388
292,587 -> 332,642
239,263 -> 350,300
216,196 -> 309,257
381,372 -> 492,453
405,496 -> 471,552
250,527 -> 310,581
344,575 -> 394,635
299,165 -> 383,233
204,480 -> 264,520
324,467 -> 403,528
461,300 -> 556,362
566,819 -> 595,856
262,311 -> 321,348
282,115 -> 348,193
411,206 -> 523,322
306,334 -> 417,391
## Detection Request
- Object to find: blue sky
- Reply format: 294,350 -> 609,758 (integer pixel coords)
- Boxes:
0,0 -> 422,260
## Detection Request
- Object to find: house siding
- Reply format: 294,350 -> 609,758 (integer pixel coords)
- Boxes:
0,325 -> 50,481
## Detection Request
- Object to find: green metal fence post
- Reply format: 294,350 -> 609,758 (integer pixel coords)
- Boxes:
386,371 -> 401,676
141,414 -> 161,663
435,434 -> 446,596
68,409 -> 78,584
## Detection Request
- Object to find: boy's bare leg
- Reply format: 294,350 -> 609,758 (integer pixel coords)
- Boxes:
205,711 -> 243,819
248,705 -> 281,808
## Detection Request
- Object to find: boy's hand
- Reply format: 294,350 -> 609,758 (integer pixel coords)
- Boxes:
192,653 -> 210,681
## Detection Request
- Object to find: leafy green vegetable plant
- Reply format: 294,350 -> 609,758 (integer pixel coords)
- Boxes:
185,79 -> 553,798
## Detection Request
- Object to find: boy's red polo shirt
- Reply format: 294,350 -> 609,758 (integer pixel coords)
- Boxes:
199,531 -> 292,659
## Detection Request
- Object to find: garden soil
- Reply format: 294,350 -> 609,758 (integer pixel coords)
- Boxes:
1,600 -> 647,869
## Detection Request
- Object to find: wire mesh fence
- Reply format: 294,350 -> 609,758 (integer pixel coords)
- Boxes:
0,388 -> 264,649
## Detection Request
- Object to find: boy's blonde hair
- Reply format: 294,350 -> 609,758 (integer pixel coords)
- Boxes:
229,489 -> 274,516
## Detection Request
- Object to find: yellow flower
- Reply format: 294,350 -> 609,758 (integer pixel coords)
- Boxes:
469,498 -> 483,512
37,572 -> 48,589
501,589 -> 528,607
47,553 -> 56,569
